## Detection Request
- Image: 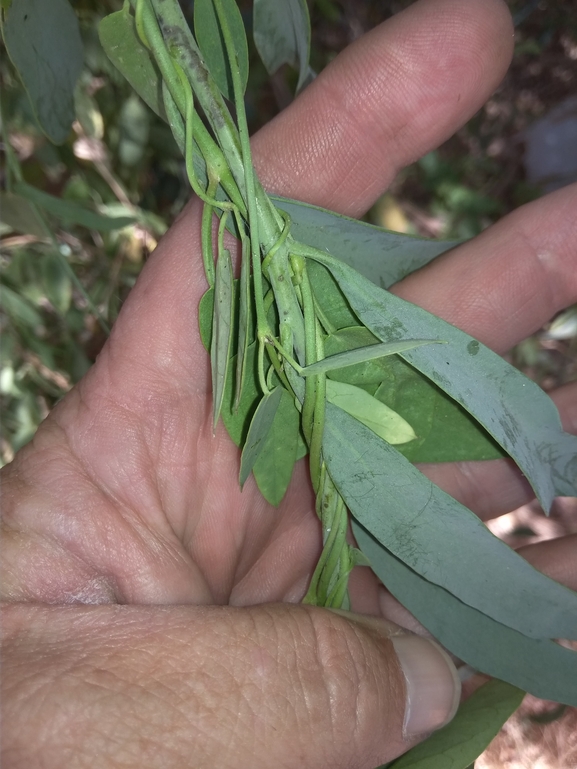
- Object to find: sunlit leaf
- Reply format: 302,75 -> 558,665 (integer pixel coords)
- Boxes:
98,8 -> 166,120
386,680 -> 524,769
15,183 -> 135,232
326,380 -> 416,445
240,386 -> 283,487
352,520 -> 577,705
253,388 -> 300,506
311,251 -> 577,509
3,0 -> 83,144
194,0 -> 249,101
253,0 -> 311,92
324,404 -> 577,640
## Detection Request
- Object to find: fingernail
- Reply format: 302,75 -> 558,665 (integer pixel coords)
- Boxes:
391,634 -> 461,736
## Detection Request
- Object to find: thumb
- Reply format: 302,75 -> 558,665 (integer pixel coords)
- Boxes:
2,602 -> 460,769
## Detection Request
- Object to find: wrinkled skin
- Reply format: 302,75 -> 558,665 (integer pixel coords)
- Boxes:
2,1 -> 576,767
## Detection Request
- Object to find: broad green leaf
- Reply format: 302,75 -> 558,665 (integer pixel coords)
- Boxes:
253,0 -> 311,92
310,251 -> 577,509
0,192 -> 49,238
387,680 -> 524,769
14,183 -> 135,232
374,361 -> 504,463
223,345 -> 261,447
194,0 -> 249,101
324,327 -> 504,462
307,261 -> 359,331
352,520 -> 577,705
211,248 -> 234,429
324,404 -> 577,640
274,196 -> 459,288
98,9 -> 166,120
41,253 -> 71,314
301,339 -> 441,377
253,388 -> 300,506
240,386 -> 283,487
3,0 -> 83,144
326,380 -> 416,445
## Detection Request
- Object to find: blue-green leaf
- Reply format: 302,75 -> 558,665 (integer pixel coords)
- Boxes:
194,0 -> 249,101
301,338 -> 441,377
324,404 -> 577,640
274,196 -> 459,288
310,251 -> 577,509
253,0 -> 311,92
3,0 -> 83,144
240,386 -> 283,487
98,8 -> 166,120
387,680 -> 524,769
352,520 -> 577,705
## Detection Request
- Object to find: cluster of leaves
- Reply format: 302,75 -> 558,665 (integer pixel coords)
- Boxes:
2,1 -> 577,767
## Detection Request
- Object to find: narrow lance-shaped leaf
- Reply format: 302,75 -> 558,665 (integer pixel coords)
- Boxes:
15,183 -> 135,232
211,248 -> 234,430
310,250 -> 577,509
386,680 -> 525,769
253,0 -> 311,92
300,339 -> 441,377
326,380 -> 416,445
323,404 -> 577,641
239,386 -> 283,487
3,0 -> 83,144
194,0 -> 249,101
235,235 -> 251,410
352,519 -> 577,706
98,8 -> 166,120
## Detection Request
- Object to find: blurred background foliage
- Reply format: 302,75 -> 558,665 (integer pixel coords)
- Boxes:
1,0 -> 576,465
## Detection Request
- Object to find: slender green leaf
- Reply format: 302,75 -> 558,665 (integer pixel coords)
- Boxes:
352,520 -> 577,705
323,327 -> 504,462
308,261 -> 359,331
324,404 -> 577,640
199,287 -> 215,351
311,252 -> 577,509
41,253 -> 71,314
0,192 -> 49,238
387,680 -> 525,769
0,284 -> 43,329
253,388 -> 300,506
211,248 -> 234,429
301,339 -> 441,377
326,380 -> 416,445
98,9 -> 166,120
3,0 -> 83,144
194,0 -> 249,101
240,386 -> 283,487
14,183 -> 135,232
235,237 -> 251,409
253,0 -> 311,91
274,196 -> 459,288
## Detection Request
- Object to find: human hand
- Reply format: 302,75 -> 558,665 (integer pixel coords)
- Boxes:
2,0 -> 576,767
